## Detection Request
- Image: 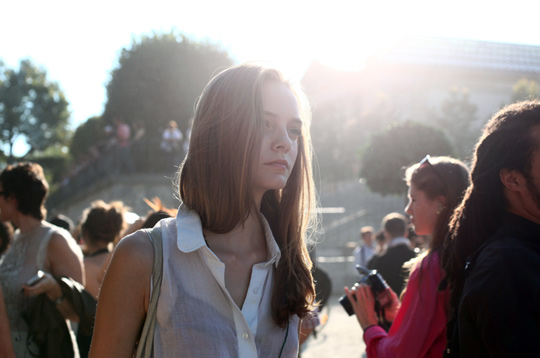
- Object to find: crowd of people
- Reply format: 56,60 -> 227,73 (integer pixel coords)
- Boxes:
60,116 -> 190,190
1,61 -> 540,358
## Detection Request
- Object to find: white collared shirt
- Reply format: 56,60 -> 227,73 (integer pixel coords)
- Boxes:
153,205 -> 299,357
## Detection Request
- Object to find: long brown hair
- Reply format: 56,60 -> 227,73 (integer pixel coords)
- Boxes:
178,63 -> 317,327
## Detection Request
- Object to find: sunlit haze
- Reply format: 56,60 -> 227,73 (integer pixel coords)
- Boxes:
2,0 -> 540,155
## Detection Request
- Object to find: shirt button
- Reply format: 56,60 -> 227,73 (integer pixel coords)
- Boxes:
241,332 -> 249,340
253,288 -> 259,294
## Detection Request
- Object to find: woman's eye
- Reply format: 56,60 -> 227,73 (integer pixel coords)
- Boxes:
288,127 -> 302,139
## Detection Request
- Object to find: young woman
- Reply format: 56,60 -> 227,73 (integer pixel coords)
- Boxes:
344,156 -> 469,358
90,63 -> 317,357
0,162 -> 84,357
79,200 -> 126,299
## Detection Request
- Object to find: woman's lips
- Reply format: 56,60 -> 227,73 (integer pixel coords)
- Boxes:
265,159 -> 288,169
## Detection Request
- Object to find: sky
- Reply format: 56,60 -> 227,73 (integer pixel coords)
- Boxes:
2,0 -> 540,147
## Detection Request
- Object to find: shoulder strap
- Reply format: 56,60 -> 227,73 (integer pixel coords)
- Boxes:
36,226 -> 56,270
135,227 -> 163,358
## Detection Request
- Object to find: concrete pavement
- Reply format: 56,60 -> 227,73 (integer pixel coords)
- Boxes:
301,295 -> 367,358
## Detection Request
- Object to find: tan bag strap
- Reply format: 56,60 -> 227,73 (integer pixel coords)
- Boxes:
135,227 -> 163,358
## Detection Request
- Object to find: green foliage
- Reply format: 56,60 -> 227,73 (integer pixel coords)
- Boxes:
435,88 -> 479,160
103,31 -> 233,138
360,121 -> 454,196
69,116 -> 106,160
31,148 -> 70,187
511,78 -> 540,103
0,59 -> 70,162
311,94 -> 399,183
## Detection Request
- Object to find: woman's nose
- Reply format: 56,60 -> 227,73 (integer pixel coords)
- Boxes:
405,201 -> 412,215
272,127 -> 292,152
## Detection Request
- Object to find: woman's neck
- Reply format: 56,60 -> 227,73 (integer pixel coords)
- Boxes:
16,215 -> 42,234
203,212 -> 265,255
85,240 -> 111,255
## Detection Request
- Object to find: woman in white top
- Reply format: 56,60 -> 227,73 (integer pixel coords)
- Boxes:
0,162 -> 84,357
90,62 -> 318,357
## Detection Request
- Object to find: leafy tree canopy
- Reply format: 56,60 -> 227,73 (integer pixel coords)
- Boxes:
103,31 -> 233,138
435,87 -> 479,160
69,116 -> 106,160
511,78 -> 539,103
0,59 -> 70,163
360,120 -> 454,196
311,93 -> 400,183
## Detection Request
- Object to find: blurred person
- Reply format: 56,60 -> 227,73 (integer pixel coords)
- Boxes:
79,200 -> 127,300
119,197 -> 176,240
160,120 -> 183,172
49,213 -> 75,234
443,101 -> 540,356
368,213 -> 416,296
90,63 -> 318,357
345,156 -> 469,358
353,226 -> 375,268
114,116 -> 135,174
0,162 -> 84,357
372,230 -> 387,256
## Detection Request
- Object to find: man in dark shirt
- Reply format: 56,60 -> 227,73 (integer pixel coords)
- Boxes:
444,101 -> 540,357
368,213 -> 416,296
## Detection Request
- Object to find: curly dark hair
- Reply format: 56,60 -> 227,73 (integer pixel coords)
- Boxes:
442,100 -> 540,319
0,162 -> 49,220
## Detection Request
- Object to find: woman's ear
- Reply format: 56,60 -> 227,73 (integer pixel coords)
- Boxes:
436,195 -> 447,207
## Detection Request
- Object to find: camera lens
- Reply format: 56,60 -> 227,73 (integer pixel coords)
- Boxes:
338,294 -> 355,316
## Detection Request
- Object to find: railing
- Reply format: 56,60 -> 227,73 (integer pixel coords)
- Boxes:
47,138 -> 186,209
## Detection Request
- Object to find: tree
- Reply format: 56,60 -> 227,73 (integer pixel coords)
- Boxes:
360,121 -> 454,196
435,88 -> 479,161
511,78 -> 540,103
0,59 -> 70,163
103,32 -> 233,138
69,116 -> 106,160
311,93 -> 400,183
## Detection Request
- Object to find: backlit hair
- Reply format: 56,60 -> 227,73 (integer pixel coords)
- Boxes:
178,62 -> 316,327
443,100 -> 540,318
80,200 -> 127,245
405,156 -> 469,252
0,162 -> 49,220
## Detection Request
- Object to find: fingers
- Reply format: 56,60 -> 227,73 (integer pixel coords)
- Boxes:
21,273 -> 56,297
343,284 -> 379,329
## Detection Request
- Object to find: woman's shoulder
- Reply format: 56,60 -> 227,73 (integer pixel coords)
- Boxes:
44,222 -> 83,258
115,230 -> 154,262
409,251 -> 442,280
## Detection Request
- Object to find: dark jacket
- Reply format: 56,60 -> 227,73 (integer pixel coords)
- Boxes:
368,239 -> 416,296
456,213 -> 540,357
22,277 -> 96,358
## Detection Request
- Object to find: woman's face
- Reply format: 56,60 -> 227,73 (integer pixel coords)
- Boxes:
0,184 -> 15,222
405,183 -> 441,236
253,80 -> 301,199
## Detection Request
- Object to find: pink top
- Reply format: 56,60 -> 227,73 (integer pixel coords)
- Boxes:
363,251 -> 448,358
116,123 -> 131,147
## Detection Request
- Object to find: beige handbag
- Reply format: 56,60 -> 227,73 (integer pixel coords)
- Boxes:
135,228 -> 163,358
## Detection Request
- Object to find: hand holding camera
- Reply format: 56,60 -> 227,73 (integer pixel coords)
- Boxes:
340,265 -> 397,331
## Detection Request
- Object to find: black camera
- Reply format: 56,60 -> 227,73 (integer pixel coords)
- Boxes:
339,265 -> 391,316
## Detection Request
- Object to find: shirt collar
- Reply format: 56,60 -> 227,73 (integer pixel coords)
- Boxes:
387,236 -> 411,248
176,204 -> 281,267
